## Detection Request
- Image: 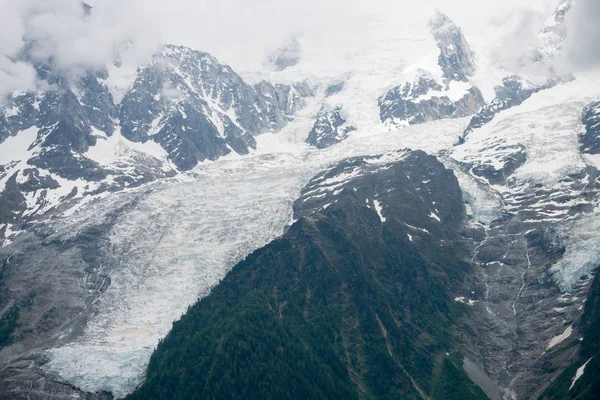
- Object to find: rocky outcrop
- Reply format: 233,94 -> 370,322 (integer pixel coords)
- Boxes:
306,105 -> 356,149
379,71 -> 485,127
579,101 -> 600,154
325,80 -> 345,97
379,13 -> 484,128
460,76 -> 541,141
120,45 -> 311,170
429,11 -> 476,82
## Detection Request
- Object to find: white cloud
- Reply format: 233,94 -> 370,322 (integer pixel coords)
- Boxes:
0,1 -> 36,94
487,9 -> 547,71
0,0 -> 577,96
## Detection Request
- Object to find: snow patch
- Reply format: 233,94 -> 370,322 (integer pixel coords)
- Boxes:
373,199 -> 386,222
413,80 -> 473,103
0,127 -> 38,164
85,128 -> 170,166
454,297 -> 477,306
405,223 -> 430,234
570,357 -> 593,391
429,211 -> 441,222
547,325 -> 573,350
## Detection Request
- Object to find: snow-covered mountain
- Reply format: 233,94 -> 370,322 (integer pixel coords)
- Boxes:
0,45 -> 313,245
1,0 -> 600,399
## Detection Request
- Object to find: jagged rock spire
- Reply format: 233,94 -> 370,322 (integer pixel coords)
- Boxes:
429,11 -> 476,82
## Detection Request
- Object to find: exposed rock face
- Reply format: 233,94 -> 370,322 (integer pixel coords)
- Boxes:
306,105 -> 356,149
379,13 -> 485,128
448,100 -> 600,400
119,49 -> 253,169
429,11 -> 476,82
379,72 -> 485,127
579,101 -> 600,154
1,81 -> 111,180
0,173 -> 29,227
120,45 -> 311,170
325,80 -> 345,97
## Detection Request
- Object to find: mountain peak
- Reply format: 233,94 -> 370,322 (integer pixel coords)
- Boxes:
428,10 -> 455,33
429,11 -> 476,82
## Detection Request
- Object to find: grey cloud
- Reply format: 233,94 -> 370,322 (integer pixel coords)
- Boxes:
564,0 -> 600,69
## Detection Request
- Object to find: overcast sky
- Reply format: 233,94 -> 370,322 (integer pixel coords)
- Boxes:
0,0 -> 596,95
564,0 -> 600,68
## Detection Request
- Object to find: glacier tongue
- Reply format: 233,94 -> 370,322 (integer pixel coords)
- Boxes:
43,152 -> 320,398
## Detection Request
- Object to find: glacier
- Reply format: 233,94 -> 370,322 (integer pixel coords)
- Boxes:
43,151 -> 319,397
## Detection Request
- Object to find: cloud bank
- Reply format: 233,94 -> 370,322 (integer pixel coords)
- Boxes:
1,0 -> 594,96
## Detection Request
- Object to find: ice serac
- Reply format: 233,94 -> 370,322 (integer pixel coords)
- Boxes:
120,45 -> 312,170
306,105 -> 356,149
429,10 -> 476,83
